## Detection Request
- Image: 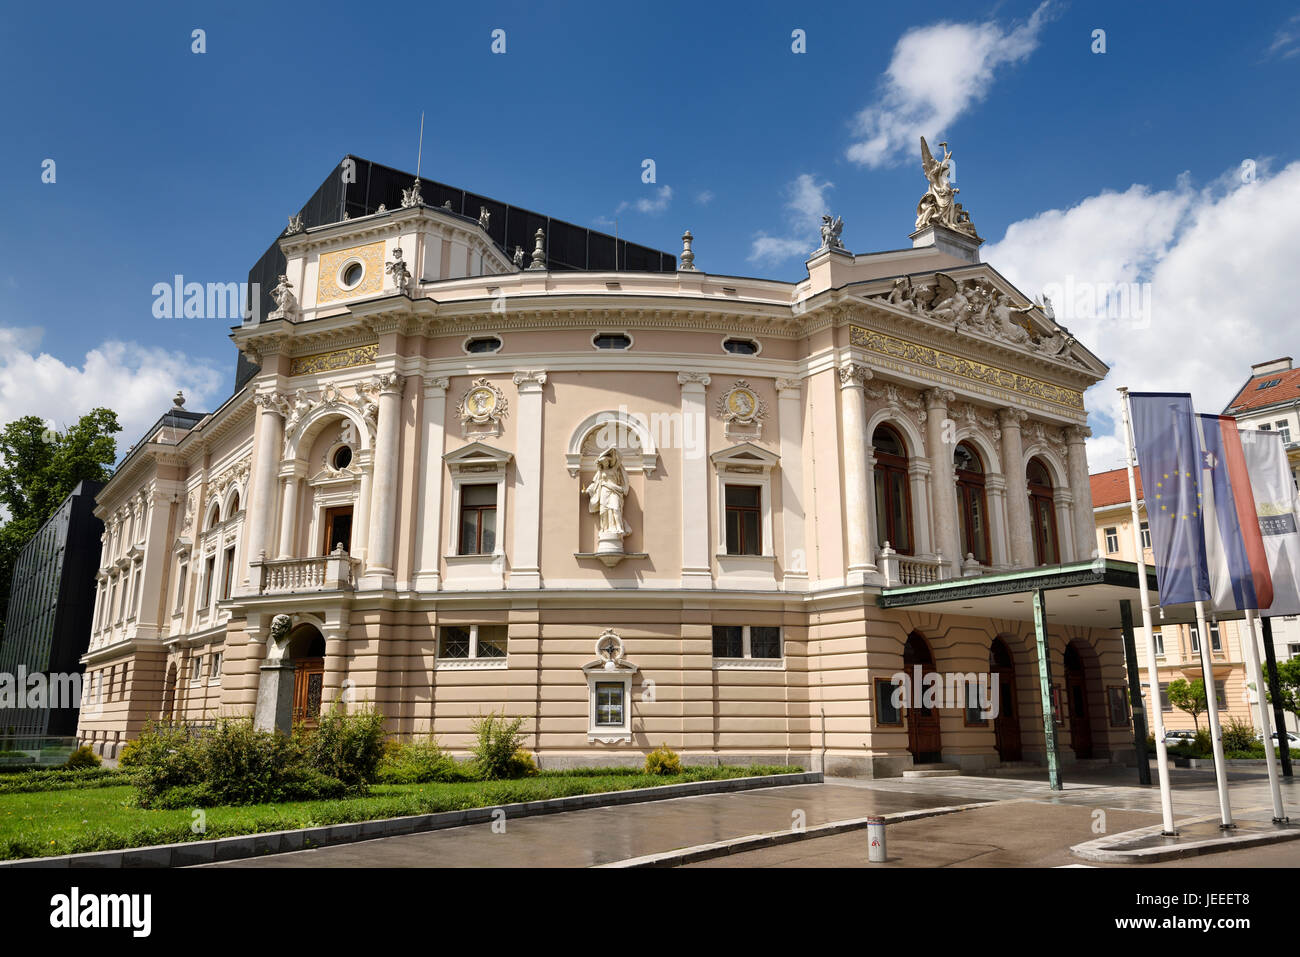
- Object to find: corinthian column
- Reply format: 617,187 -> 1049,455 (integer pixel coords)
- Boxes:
839,362 -> 874,584
924,388 -> 959,576
364,372 -> 405,586
1065,425 -> 1094,561
244,393 -> 285,590
998,407 -> 1033,567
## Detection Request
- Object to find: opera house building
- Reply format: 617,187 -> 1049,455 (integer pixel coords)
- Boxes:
76,148 -> 1139,778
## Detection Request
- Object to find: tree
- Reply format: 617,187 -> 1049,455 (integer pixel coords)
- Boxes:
0,409 -> 121,635
1167,677 -> 1207,732
1265,656 -> 1300,726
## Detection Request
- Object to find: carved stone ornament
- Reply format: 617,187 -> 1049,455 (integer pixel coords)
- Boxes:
400,178 -> 424,208
915,136 -> 980,240
512,246 -> 525,269
386,247 -> 412,294
583,447 -> 632,562
866,381 -> 927,425
818,214 -> 845,251
838,363 -> 872,387
478,206 -> 491,230
269,275 -> 299,319
595,629 -> 630,667
269,614 -> 292,644
527,228 -> 546,270
869,271 -> 1084,367
716,379 -> 768,439
285,214 -> 304,235
457,377 -> 509,438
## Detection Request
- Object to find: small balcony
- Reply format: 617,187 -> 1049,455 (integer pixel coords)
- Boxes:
253,549 -> 359,595
878,545 -> 946,586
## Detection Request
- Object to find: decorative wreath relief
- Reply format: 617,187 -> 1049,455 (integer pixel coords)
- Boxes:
457,377 -> 508,438
716,379 -> 767,439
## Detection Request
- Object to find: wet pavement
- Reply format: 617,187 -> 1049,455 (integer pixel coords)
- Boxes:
199,783 -> 982,868
198,764 -> 1300,868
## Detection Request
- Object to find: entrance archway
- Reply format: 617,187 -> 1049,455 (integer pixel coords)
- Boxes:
990,638 -> 1021,762
287,625 -> 326,729
904,632 -> 943,763
1064,642 -> 1094,759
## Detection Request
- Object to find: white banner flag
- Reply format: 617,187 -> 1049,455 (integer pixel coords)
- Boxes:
1240,427 -> 1300,616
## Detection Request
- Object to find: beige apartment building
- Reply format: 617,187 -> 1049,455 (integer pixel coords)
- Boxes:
77,151 -> 1135,777
1090,467 -> 1256,733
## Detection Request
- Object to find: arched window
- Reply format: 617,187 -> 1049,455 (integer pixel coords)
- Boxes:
1027,457 -> 1059,565
205,503 -> 220,531
872,424 -> 912,554
954,441 -> 989,565
227,491 -> 240,518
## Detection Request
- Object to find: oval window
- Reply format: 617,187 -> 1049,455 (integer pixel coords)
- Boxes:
465,336 -> 502,354
593,333 -> 632,350
723,337 -> 759,355
342,262 -> 364,287
332,446 -> 353,470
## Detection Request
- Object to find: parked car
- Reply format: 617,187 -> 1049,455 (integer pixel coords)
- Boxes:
1163,729 -> 1197,746
1256,731 -> 1300,747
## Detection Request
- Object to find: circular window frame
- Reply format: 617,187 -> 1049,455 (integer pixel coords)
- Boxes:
462,334 -> 505,356
720,336 -> 762,357
337,258 -> 366,292
327,442 -> 356,472
590,330 -> 634,352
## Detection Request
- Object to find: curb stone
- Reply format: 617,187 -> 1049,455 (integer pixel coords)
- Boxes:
598,799 -> 998,867
1071,821 -> 1300,864
0,771 -> 821,869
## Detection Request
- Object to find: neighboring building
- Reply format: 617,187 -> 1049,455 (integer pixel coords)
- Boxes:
0,480 -> 105,739
1223,356 -> 1300,685
78,147 -> 1131,778
1091,466 -> 1268,735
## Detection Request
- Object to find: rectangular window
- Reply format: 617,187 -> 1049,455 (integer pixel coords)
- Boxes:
210,651 -> 223,681
875,677 -> 902,726
1277,421 -> 1292,444
190,657 -> 203,683
202,555 -> 216,608
1104,527 -> 1119,554
1189,626 -> 1199,654
1288,643 -> 1300,658
458,484 -> 497,555
1214,681 -> 1227,710
1158,682 -> 1171,712
724,484 -> 762,555
750,626 -> 782,659
1210,623 -> 1222,653
221,545 -> 236,600
1140,521 -> 1151,549
437,624 -> 508,660
1152,630 -> 1164,657
130,561 -> 142,617
594,682 -> 624,727
175,563 -> 188,613
712,625 -> 743,658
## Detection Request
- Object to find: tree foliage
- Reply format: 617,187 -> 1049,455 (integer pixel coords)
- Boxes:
1266,657 -> 1300,722
1167,677 -> 1207,732
0,409 -> 120,634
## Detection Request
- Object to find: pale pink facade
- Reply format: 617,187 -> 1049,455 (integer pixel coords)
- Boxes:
77,188 -> 1132,776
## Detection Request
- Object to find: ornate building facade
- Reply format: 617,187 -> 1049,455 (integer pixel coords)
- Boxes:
77,148 -> 1131,777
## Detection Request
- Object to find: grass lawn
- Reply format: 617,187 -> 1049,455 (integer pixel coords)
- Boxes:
0,765 -> 801,860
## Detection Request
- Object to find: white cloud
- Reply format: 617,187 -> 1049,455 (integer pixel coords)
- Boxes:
847,2 -> 1056,168
696,190 -> 714,205
983,159 -> 1300,473
1268,13 -> 1300,59
749,173 -> 834,263
615,185 -> 674,216
0,328 -> 225,460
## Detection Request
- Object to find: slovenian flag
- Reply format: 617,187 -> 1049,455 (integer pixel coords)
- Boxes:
1129,393 -> 1211,605
1239,427 -> 1300,616
1195,414 -> 1273,613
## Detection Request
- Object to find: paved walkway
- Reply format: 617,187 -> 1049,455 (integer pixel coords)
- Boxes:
201,765 -> 1300,868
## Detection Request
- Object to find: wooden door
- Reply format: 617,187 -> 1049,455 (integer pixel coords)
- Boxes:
292,658 -> 325,728
1067,673 -> 1093,759
323,506 -> 353,554
904,634 -> 943,763
993,670 -> 1022,761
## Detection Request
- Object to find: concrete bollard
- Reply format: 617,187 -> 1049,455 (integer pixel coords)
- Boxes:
867,816 -> 887,863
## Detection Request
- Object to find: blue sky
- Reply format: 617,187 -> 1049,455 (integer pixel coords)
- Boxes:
2,1 -> 1299,467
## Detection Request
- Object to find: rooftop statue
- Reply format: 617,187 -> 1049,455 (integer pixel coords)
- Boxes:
915,137 -> 979,239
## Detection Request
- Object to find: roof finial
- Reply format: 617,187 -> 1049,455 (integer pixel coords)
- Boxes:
527,228 -> 547,270
173,390 -> 186,409
679,230 -> 697,271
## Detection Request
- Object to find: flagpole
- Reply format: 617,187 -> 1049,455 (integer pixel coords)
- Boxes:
1195,602 -> 1234,828
1119,386 -> 1177,834
1243,609 -> 1287,820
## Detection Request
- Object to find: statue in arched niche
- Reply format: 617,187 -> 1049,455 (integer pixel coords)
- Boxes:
583,447 -> 631,555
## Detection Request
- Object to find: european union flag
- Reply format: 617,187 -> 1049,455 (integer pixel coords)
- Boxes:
1129,393 -> 1211,605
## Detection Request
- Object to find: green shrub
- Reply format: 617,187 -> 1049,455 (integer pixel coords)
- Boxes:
63,746 -> 100,770
644,744 -> 682,776
193,719 -> 304,806
471,712 -> 529,780
117,738 -> 146,768
1193,729 -> 1212,756
1223,717 -> 1257,753
297,705 -> 386,789
508,747 -> 538,778
377,737 -> 465,784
